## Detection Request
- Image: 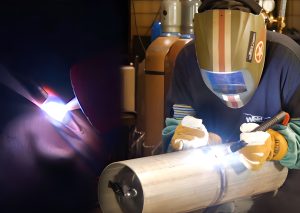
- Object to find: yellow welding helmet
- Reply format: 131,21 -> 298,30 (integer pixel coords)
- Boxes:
194,1 -> 267,108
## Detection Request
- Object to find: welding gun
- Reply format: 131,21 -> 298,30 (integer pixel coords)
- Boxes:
228,111 -> 290,153
0,67 -> 49,106
18,76 -> 48,104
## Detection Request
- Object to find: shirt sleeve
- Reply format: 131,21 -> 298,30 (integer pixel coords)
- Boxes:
274,119 -> 300,169
278,42 -> 300,168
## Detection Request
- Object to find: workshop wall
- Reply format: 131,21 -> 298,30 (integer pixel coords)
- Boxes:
130,0 -> 300,38
131,0 -> 161,37
286,0 -> 300,31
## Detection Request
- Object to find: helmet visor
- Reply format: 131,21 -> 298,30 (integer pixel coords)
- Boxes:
204,71 -> 247,94
201,69 -> 256,108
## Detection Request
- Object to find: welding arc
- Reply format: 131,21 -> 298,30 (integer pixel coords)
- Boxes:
0,66 -> 42,106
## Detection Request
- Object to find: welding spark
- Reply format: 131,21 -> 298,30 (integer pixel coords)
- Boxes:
40,96 -> 69,123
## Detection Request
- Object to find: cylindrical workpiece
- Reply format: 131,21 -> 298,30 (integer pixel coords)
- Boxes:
98,145 -> 288,213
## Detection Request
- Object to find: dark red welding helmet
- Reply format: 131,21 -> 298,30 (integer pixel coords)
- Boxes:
70,53 -> 121,133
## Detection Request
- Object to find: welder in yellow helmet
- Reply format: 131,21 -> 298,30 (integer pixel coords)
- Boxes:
162,0 -> 300,211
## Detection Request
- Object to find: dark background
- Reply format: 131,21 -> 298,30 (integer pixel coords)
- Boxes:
0,0 -> 129,99
0,0 -> 129,127
0,1 -> 129,212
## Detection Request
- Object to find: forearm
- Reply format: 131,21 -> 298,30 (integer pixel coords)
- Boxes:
273,119 -> 300,169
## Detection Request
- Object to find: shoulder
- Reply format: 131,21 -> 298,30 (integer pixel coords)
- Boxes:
177,40 -> 197,59
174,40 -> 199,75
267,31 -> 300,60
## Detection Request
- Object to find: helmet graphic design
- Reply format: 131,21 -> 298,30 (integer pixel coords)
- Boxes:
194,8 -> 266,108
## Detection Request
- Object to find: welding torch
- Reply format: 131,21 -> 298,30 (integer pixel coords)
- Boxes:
15,74 -> 49,105
12,73 -> 81,122
17,74 -> 80,110
228,111 -> 290,153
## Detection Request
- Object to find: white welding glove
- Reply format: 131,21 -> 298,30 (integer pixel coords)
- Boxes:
239,122 -> 272,170
240,122 -> 260,133
171,116 -> 209,151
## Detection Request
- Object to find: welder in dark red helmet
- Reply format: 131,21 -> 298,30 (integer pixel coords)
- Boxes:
0,1 -> 123,213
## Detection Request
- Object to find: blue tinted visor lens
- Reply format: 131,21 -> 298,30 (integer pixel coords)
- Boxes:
205,71 -> 247,94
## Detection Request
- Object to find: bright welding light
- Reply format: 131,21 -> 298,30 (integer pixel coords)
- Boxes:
182,148 -> 218,169
40,97 -> 69,123
182,144 -> 242,169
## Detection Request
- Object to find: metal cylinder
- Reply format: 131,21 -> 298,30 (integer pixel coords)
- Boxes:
98,145 -> 288,213
180,0 -> 201,34
121,65 -> 135,113
161,0 -> 182,33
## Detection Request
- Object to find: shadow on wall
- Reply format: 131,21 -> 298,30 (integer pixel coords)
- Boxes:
285,28 -> 300,45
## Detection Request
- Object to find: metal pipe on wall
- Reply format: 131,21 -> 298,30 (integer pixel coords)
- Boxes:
277,0 -> 287,33
98,144 -> 288,213
161,0 -> 182,33
180,0 -> 201,35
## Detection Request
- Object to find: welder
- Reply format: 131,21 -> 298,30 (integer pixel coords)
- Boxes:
0,1 -> 123,213
0,58 -> 121,213
163,0 -> 300,212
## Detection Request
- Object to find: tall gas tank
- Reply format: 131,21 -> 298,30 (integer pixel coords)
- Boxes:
180,0 -> 201,35
143,34 -> 179,156
161,0 -> 182,34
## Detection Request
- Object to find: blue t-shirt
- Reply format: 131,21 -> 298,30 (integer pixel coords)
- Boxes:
166,31 -> 300,142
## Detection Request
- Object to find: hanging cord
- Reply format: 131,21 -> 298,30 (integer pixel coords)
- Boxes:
145,3 -> 162,36
131,0 -> 146,53
131,1 -> 162,53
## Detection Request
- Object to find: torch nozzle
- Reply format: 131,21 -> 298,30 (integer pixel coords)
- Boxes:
66,97 -> 80,111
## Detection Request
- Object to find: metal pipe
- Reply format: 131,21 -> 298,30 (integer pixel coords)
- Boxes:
161,0 -> 182,34
180,0 -> 201,35
278,0 -> 287,18
277,0 -> 287,33
98,145 -> 288,213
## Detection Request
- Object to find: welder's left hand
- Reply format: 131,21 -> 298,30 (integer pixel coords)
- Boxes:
239,123 -> 288,171
170,116 -> 209,151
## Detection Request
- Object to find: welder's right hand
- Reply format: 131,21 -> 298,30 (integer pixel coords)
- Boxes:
170,116 -> 209,151
239,123 -> 288,171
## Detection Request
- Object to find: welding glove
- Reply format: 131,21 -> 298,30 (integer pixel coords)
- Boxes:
170,116 -> 209,151
239,123 -> 288,171
162,118 -> 181,152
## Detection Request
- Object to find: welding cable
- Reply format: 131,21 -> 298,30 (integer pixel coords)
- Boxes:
131,0 -> 146,53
